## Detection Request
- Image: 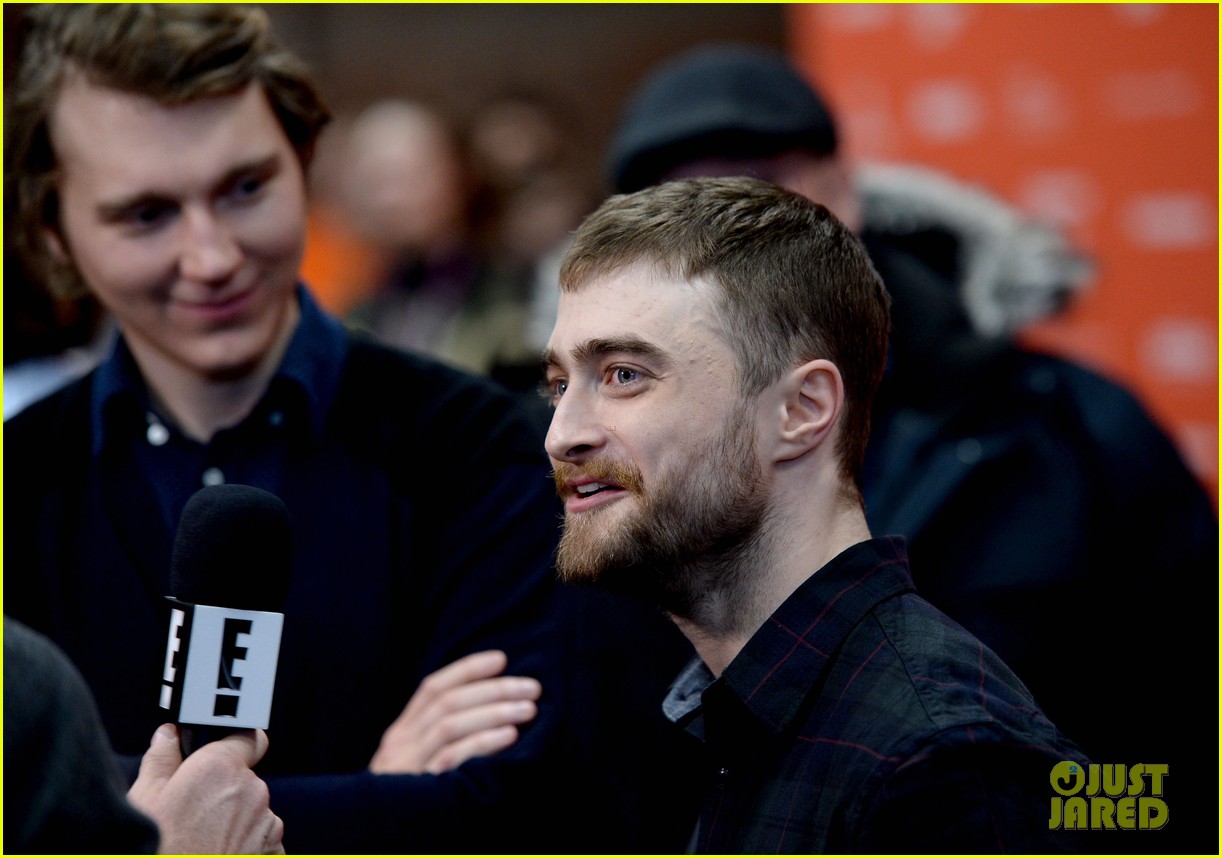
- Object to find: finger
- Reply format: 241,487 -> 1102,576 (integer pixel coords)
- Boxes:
133,723 -> 183,789
417,698 -> 537,769
418,675 -> 542,722
206,728 -> 270,770
386,677 -> 539,762
369,656 -> 533,774
412,650 -> 509,704
374,698 -> 537,774
425,725 -> 521,774
426,698 -> 538,747
264,812 -> 286,855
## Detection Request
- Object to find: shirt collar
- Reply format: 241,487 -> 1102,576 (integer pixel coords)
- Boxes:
661,537 -> 916,740
91,285 -> 348,456
275,284 -> 349,438
662,656 -> 716,727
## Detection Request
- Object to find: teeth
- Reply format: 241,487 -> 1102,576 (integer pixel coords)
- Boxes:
576,483 -> 607,495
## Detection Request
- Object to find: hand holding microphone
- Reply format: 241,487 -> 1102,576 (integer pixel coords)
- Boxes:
128,723 -> 285,854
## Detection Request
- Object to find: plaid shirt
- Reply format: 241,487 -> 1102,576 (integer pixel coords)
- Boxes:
664,536 -> 1087,853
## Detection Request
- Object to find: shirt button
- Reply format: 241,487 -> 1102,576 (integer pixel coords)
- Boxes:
201,467 -> 226,487
269,410 -> 284,428
146,417 -> 169,447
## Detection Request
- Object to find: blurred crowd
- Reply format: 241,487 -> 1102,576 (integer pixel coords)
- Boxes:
301,94 -> 593,403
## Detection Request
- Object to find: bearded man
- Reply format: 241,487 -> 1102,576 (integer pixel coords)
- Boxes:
542,176 -> 1090,853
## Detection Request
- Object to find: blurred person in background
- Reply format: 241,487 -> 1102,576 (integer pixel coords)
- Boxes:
599,43 -> 1217,853
465,93 -> 599,371
467,93 -> 594,270
3,231 -> 113,419
339,99 -> 542,396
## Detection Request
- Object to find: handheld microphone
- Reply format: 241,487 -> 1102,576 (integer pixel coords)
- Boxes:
159,484 -> 293,755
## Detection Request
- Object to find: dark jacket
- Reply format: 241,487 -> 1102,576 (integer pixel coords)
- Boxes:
861,225 -> 1218,854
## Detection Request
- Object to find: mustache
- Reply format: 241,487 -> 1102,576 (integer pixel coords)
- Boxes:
552,460 -> 646,499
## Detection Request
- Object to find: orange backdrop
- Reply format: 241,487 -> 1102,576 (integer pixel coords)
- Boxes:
788,4 -> 1218,503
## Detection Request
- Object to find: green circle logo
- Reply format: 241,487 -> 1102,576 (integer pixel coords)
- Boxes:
1051,760 -> 1085,796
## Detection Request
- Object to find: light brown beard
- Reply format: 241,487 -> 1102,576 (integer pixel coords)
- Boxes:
552,458 -> 645,586
552,399 -> 771,623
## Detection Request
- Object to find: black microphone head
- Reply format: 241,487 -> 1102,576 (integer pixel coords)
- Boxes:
170,484 -> 293,612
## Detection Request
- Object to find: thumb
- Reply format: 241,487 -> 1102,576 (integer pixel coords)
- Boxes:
135,723 -> 183,787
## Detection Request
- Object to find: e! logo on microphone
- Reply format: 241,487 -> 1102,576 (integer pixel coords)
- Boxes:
160,600 -> 284,729
215,617 -> 254,716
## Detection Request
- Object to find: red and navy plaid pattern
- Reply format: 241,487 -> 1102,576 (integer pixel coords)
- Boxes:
664,536 -> 1091,853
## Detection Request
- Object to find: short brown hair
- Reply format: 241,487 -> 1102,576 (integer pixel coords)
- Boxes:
560,176 -> 891,500
5,4 -> 332,297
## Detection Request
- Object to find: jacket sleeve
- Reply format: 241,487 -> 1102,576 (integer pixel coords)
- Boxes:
266,348 -> 569,852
